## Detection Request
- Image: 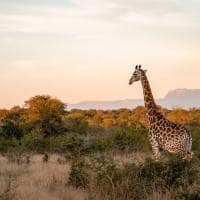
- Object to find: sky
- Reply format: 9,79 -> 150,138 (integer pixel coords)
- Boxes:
0,0 -> 200,108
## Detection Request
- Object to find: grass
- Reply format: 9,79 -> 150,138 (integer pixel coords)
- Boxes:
0,154 -> 87,200
0,152 -> 199,200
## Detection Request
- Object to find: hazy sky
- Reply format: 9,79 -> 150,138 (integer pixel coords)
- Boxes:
0,0 -> 200,108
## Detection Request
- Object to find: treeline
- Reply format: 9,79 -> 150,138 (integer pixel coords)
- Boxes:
0,95 -> 200,154
68,106 -> 200,128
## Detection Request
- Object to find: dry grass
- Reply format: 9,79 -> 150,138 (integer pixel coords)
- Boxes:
113,151 -> 149,167
0,153 -> 145,200
1,152 -> 195,200
0,152 -> 147,200
149,190 -> 173,200
0,154 -> 88,200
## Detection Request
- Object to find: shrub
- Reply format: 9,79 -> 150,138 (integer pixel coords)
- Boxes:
43,153 -> 49,162
0,136 -> 20,152
188,125 -> 200,152
91,156 -> 119,186
68,159 -> 89,189
180,191 -> 200,200
111,127 -> 150,152
87,136 -> 113,153
68,155 -> 200,200
139,157 -> 198,190
88,155 -> 148,199
49,133 -> 84,156
21,128 -> 49,152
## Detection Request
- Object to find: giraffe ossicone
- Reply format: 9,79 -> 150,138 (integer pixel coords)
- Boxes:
129,65 -> 193,161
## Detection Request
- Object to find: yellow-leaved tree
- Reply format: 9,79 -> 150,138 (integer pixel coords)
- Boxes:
23,95 -> 66,136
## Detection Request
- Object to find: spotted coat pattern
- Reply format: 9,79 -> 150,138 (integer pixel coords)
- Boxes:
131,68 -> 193,161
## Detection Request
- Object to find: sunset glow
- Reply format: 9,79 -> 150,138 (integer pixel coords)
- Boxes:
1,0 -> 200,108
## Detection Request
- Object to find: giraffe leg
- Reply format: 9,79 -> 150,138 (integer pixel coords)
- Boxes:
149,134 -> 161,161
152,145 -> 161,161
183,133 -> 193,161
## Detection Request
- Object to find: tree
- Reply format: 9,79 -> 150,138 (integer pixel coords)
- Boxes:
0,106 -> 24,139
63,113 -> 88,134
167,108 -> 190,124
23,95 -> 65,136
132,106 -> 147,125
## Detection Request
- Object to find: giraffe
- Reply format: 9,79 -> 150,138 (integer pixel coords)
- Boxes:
129,65 -> 193,161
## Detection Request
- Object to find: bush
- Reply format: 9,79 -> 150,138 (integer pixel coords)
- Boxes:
49,133 -> 84,155
68,155 -> 200,200
87,136 -> 113,153
139,157 -> 198,190
68,159 -> 89,189
0,122 -> 23,139
84,127 -> 150,154
187,125 -> 200,152
180,191 -> 200,200
111,127 -> 150,152
21,128 -> 49,152
91,156 -> 119,187
42,153 -> 49,162
0,136 -> 20,152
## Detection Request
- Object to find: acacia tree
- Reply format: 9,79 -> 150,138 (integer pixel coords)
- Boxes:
23,95 -> 66,136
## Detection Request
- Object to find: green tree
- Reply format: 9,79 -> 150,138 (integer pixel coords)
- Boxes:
0,106 -> 24,139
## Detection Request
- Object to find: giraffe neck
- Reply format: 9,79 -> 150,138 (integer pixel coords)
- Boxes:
140,70 -> 157,117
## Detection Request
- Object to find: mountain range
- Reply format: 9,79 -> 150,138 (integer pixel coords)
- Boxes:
68,89 -> 200,110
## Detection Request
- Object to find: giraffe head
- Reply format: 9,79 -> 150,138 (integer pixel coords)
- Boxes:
129,65 -> 147,85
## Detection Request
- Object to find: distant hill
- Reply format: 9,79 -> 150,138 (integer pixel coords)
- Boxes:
160,89 -> 200,109
68,89 -> 200,110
